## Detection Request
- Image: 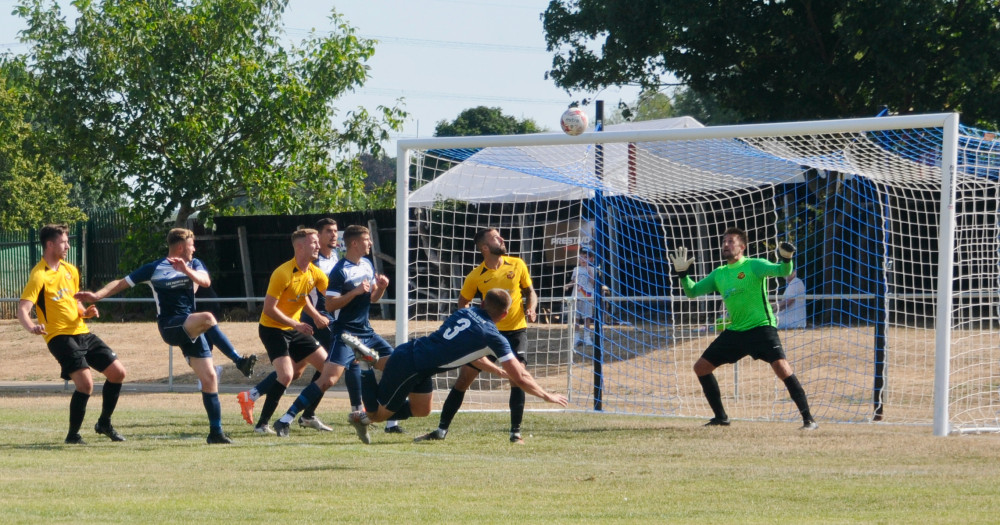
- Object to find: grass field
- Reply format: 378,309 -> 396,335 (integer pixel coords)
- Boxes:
3,320 -> 1000,522
2,393 -> 1000,524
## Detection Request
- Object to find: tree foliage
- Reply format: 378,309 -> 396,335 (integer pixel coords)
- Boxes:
0,58 -> 85,230
606,89 -> 674,125
606,87 -> 742,126
16,0 -> 406,232
543,0 -> 1000,128
435,106 -> 542,136
670,87 -> 743,126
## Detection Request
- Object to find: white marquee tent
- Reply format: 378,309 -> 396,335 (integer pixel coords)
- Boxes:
407,116 -> 812,206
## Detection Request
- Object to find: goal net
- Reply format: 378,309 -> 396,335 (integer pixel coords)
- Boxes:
394,113 -> 1000,435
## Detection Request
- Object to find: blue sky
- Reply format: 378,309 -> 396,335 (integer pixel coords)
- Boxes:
1,0 -> 641,150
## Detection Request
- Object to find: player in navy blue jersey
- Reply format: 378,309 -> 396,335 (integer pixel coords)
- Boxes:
343,289 -> 568,443
271,225 -> 396,440
76,228 -> 251,444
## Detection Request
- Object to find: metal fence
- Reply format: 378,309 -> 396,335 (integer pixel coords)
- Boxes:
0,223 -> 84,319
0,209 -> 399,320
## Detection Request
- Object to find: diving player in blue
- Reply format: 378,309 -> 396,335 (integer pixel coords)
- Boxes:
76,228 -> 252,444
343,289 -> 569,443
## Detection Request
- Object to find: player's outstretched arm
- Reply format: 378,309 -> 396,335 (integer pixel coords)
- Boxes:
501,359 -> 568,407
777,242 -> 796,262
75,278 -> 130,303
471,357 -> 507,378
757,242 -> 796,277
668,246 -> 695,279
668,246 -> 718,298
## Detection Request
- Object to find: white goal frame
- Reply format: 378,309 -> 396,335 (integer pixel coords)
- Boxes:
395,113 -> 961,436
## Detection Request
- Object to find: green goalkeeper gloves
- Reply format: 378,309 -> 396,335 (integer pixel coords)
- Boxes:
777,242 -> 796,262
668,246 -> 695,278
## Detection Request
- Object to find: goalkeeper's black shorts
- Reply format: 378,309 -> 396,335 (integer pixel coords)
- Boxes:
701,325 -> 786,366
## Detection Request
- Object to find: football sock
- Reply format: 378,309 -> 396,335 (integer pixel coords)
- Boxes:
509,386 -> 525,434
281,382 -> 322,423
783,374 -> 813,421
345,361 -> 363,408
385,420 -> 399,429
698,373 -> 728,420
301,370 -> 323,419
99,381 -> 122,423
257,382 -> 286,426
438,388 -> 466,431
204,325 -> 241,362
68,390 -> 90,436
360,370 -> 379,414
251,372 -> 278,402
202,391 -> 223,433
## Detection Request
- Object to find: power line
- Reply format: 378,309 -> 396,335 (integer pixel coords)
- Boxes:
284,28 -> 547,54
356,87 -> 569,105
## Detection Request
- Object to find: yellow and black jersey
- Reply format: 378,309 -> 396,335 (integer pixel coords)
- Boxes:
259,259 -> 329,330
460,256 -> 533,332
20,259 -> 89,342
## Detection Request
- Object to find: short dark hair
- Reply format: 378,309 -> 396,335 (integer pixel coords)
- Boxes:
291,228 -> 318,242
482,288 -> 512,317
723,226 -> 748,247
167,228 -> 194,246
39,224 -> 69,246
343,225 -> 370,245
315,217 -> 338,230
473,228 -> 497,248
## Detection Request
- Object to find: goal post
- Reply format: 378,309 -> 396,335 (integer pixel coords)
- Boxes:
934,113 -> 960,436
394,113 -> 999,435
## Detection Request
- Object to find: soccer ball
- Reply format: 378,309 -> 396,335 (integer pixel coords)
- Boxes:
560,107 -> 588,136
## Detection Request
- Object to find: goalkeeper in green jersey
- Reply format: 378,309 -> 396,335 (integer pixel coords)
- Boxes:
669,227 -> 818,430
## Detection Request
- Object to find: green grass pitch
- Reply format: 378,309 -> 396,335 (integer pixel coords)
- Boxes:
3,392 -> 1000,523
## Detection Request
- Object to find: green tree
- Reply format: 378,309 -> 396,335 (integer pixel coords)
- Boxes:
360,153 -> 396,189
543,1 -> 1000,128
670,87 -> 742,126
0,59 -> 85,230
606,89 -> 675,125
435,106 -> 541,136
16,0 -> 406,234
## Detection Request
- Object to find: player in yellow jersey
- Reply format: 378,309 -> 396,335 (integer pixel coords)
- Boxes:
236,228 -> 331,434
414,227 -> 538,444
17,224 -> 127,444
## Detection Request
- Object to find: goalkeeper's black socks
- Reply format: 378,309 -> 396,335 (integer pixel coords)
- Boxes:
783,374 -> 813,422
697,373 -> 728,421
